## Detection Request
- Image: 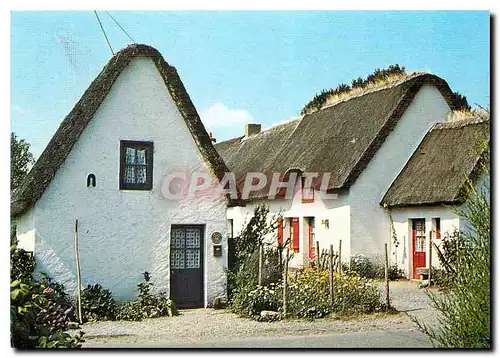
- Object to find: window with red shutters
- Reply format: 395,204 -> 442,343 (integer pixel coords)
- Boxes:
292,217 -> 299,252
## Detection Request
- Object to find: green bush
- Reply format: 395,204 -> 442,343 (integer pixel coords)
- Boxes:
231,282 -> 282,318
349,254 -> 405,281
287,268 -> 382,318
10,239 -> 84,348
430,266 -> 448,288
81,284 -> 117,322
10,237 -> 36,283
432,231 -> 460,289
349,254 -> 384,279
388,264 -> 405,281
227,204 -> 283,318
115,272 -> 178,321
233,269 -> 383,320
228,205 -> 281,301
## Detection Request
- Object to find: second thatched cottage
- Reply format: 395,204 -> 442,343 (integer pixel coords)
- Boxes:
215,74 -> 490,279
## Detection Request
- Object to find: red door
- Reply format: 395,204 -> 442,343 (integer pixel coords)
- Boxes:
412,219 -> 426,278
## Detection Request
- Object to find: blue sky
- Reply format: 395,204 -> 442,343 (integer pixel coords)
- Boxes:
11,11 -> 490,158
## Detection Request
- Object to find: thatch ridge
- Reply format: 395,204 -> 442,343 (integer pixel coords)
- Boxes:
11,44 -> 239,217
319,72 -> 423,112
381,118 -> 490,208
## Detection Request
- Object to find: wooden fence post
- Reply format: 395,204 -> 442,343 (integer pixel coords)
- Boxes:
428,231 -> 433,287
338,240 -> 342,274
74,219 -> 82,324
315,241 -> 320,270
384,242 -> 390,308
329,244 -> 334,306
283,247 -> 289,318
258,244 -> 263,286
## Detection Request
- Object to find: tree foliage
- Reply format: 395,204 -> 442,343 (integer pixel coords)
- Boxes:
11,132 -> 35,192
227,205 -> 282,301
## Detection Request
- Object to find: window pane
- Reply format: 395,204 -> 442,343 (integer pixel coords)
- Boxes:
416,236 -> 426,252
186,228 -> 201,248
171,249 -> 185,269
186,249 -> 200,268
172,228 -> 185,249
124,165 -> 135,183
136,149 -> 146,165
125,147 -> 136,164
136,166 -> 147,184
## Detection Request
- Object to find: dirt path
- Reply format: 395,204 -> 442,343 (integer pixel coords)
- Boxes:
80,280 -> 439,348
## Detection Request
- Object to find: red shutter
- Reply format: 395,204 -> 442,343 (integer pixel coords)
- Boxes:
292,217 -> 300,251
277,217 -> 283,245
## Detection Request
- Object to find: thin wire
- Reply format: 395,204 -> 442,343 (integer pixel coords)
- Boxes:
105,11 -> 136,44
94,10 -> 114,55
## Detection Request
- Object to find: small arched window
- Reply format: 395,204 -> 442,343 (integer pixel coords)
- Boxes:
87,174 -> 96,188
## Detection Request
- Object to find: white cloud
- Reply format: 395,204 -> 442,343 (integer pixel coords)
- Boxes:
200,102 -> 254,128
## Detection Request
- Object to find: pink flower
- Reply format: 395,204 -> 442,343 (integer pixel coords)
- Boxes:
43,287 -> 54,294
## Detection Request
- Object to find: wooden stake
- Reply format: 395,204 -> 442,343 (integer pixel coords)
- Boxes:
338,240 -> 342,274
329,244 -> 334,306
283,247 -> 289,318
384,243 -> 390,308
428,231 -> 433,287
258,244 -> 263,286
315,241 -> 320,270
74,219 -> 82,324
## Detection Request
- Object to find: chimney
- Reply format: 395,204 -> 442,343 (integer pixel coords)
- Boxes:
209,132 -> 216,143
245,123 -> 261,137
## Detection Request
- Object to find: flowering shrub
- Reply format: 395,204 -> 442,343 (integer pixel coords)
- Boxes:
287,268 -> 382,318
231,283 -> 282,318
233,268 -> 383,320
115,272 -> 178,321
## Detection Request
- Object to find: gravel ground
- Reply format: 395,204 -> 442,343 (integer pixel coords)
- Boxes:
80,280 -> 440,348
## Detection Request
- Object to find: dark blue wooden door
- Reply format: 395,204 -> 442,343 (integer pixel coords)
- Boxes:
170,225 -> 204,308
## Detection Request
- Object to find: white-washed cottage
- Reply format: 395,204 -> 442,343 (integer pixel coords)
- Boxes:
215,74 -> 490,278
11,44 -> 236,307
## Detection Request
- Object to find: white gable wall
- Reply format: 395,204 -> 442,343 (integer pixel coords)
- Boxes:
19,57 -> 228,304
15,206 -> 36,253
349,85 -> 451,265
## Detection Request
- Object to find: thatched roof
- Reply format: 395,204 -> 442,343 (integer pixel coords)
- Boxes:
381,117 -> 490,208
11,44 -> 238,217
215,73 -> 459,200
